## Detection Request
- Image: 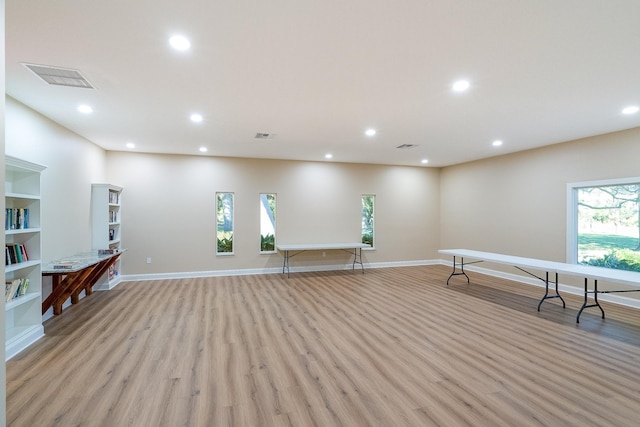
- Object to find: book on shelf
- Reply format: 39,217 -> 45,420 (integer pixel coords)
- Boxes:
108,264 -> 118,280
5,243 -> 29,266
5,208 -> 30,230
6,244 -> 16,265
108,191 -> 120,204
5,277 -> 29,302
98,248 -> 118,255
52,261 -> 79,270
14,244 -> 23,263
20,243 -> 29,261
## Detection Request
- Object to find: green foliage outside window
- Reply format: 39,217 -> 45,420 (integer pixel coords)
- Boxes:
260,193 -> 276,253
577,184 -> 639,272
583,248 -> 640,271
362,195 -> 374,247
261,233 -> 275,252
217,231 -> 233,253
216,192 -> 234,254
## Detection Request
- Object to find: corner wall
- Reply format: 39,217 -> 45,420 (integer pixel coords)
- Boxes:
440,126 -> 640,291
5,97 -> 107,311
5,97 -> 108,260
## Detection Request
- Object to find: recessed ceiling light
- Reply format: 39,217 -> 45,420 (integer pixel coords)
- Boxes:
452,80 -> 470,92
622,105 -> 639,115
492,140 -> 503,147
365,129 -> 377,137
199,147 -> 208,153
77,104 -> 93,114
421,159 -> 429,164
169,35 -> 191,51
325,153 -> 333,159
126,142 -> 135,149
190,113 -> 203,123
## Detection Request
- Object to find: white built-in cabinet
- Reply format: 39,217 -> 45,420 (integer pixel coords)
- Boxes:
91,184 -> 123,289
5,155 -> 46,360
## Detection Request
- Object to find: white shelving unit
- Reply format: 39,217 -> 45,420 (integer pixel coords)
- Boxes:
5,155 -> 46,360
91,184 -> 123,289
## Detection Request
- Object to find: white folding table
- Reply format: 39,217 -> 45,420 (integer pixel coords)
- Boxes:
277,243 -> 370,278
439,249 -> 640,323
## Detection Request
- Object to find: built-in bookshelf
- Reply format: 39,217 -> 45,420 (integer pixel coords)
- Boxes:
5,155 -> 46,360
91,184 -> 123,289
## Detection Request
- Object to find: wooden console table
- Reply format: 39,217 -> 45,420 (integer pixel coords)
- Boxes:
42,250 -> 125,315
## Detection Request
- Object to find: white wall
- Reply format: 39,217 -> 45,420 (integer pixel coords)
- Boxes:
106,151 -> 441,275
5,97 -> 441,279
6,91 -> 640,291
1,1 -> 7,423
5,97 -> 107,312
440,126 -> 640,290
5,96 -> 107,261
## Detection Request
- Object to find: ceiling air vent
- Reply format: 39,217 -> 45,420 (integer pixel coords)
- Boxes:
22,63 -> 94,89
396,144 -> 418,149
255,133 -> 276,139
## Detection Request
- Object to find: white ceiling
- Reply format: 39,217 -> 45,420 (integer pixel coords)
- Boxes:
6,0 -> 640,167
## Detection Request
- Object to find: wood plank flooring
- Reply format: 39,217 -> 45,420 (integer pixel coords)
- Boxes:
7,265 -> 640,426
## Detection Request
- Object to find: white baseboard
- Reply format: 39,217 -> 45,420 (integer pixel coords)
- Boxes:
6,325 -> 44,361
119,259 -> 439,283
121,266 -> 283,282
112,258 -> 640,311
94,275 -> 123,291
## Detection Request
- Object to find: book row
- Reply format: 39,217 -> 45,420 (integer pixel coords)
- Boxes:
108,263 -> 118,280
5,208 -> 30,230
6,243 -> 30,266
109,191 -> 120,205
5,277 -> 29,302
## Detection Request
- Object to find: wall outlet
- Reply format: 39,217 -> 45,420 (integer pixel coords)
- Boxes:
322,251 -> 326,257
146,257 -> 152,264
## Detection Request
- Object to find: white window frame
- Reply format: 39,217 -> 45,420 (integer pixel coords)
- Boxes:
361,194 -> 375,250
566,176 -> 640,264
216,192 -> 235,256
259,193 -> 277,254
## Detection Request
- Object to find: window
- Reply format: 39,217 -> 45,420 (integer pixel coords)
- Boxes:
362,194 -> 375,248
260,193 -> 276,253
568,178 -> 640,272
216,192 -> 234,254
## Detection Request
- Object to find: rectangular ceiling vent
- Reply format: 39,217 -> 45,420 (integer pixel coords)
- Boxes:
255,132 -> 276,139
396,144 -> 418,149
22,63 -> 95,89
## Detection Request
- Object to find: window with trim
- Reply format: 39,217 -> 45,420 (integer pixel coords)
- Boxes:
260,193 -> 276,253
362,194 -> 375,248
568,178 -> 640,272
216,192 -> 234,254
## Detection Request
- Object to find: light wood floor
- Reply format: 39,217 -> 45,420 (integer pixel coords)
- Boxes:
7,265 -> 640,426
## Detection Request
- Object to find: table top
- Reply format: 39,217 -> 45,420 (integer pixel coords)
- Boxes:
439,249 -> 640,286
42,249 -> 125,274
277,243 -> 371,251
